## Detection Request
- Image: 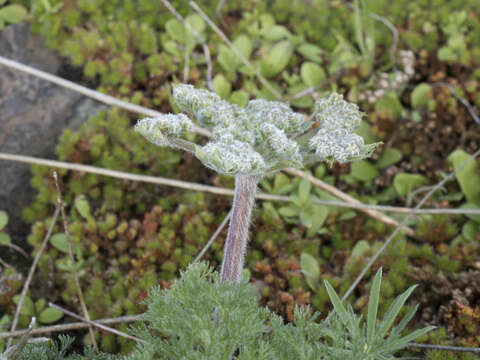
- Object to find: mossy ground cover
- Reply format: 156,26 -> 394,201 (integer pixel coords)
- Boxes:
1,0 -> 480,358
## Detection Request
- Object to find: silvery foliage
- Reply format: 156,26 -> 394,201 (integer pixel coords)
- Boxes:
135,84 -> 380,176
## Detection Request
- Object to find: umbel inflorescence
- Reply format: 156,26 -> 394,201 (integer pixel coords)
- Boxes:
135,84 -> 380,177
136,84 -> 380,283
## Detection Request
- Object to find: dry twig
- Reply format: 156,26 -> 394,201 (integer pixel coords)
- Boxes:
342,148 -> 480,301
0,55 -> 210,138
53,172 -> 98,351
1,153 -> 480,216
0,315 -> 139,340
3,318 -> 36,360
189,1 -> 283,100
194,210 -> 231,263
48,303 -> 145,344
285,168 -> 416,237
7,207 -> 60,348
159,0 -> 213,91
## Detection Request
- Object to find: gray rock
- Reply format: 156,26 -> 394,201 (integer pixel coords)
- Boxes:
0,22 -> 105,248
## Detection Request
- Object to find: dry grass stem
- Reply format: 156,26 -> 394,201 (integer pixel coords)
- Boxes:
48,303 -> 145,344
285,168 -> 416,237
53,172 -> 98,351
0,315 -> 139,340
159,0 -> 213,90
1,152 -> 479,216
189,1 -> 283,100
7,207 -> 60,348
194,210 -> 231,263
0,55 -> 210,138
342,148 -> 480,302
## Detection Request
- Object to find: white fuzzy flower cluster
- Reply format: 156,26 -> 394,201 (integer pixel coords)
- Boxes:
308,92 -> 377,164
245,99 -> 308,135
259,123 -> 302,166
135,113 -> 194,148
136,84 -> 379,176
314,92 -> 363,132
196,135 -> 266,175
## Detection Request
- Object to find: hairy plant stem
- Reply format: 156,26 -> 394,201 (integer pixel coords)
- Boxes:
220,175 -> 259,283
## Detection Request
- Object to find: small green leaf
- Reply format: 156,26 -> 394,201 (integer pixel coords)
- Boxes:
233,35 -> 253,59
0,210 -> 8,230
411,83 -> 432,109
300,253 -> 320,289
315,165 -> 325,179
462,221 -> 478,242
375,91 -> 405,118
163,41 -> 181,57
393,173 -> 428,197
0,233 -> 11,246
262,25 -> 291,41
297,43 -> 323,62
324,280 -> 350,326
13,295 -> 35,316
260,40 -> 293,78
213,74 -> 231,99
438,47 -> 457,61
50,233 -> 69,253
350,161 -> 379,182
185,14 -> 205,34
448,150 -> 480,205
351,240 -> 370,257
0,5 -> 28,24
74,196 -> 91,220
273,173 -> 293,195
460,203 -> 480,223
35,298 -> 46,313
300,62 -> 326,87
367,268 -> 382,346
228,90 -> 249,107
165,19 -> 185,43
338,210 -> 356,221
218,47 -> 238,74
377,148 -> 402,168
377,285 -> 417,339
307,205 -> 328,237
300,253 -> 320,279
38,307 -> 64,324
278,205 -> 299,218
298,178 -> 312,204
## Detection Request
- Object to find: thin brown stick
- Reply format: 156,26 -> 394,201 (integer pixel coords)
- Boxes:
189,1 -> 283,100
342,148 -> 480,301
7,243 -> 30,259
0,315 -> 140,339
285,168 -> 416,237
7,207 -> 60,348
48,303 -> 145,344
53,172 -> 98,351
0,55 -> 211,138
194,210 -> 231,263
0,257 -> 13,269
3,318 -> 36,359
1,153 -> 480,216
431,82 -> 480,124
159,0 -> 213,91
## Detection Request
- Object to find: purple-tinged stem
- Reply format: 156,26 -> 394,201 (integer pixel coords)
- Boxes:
220,175 -> 259,283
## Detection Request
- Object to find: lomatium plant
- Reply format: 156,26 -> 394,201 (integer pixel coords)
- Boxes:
6,86 -> 435,359
136,84 -> 379,283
